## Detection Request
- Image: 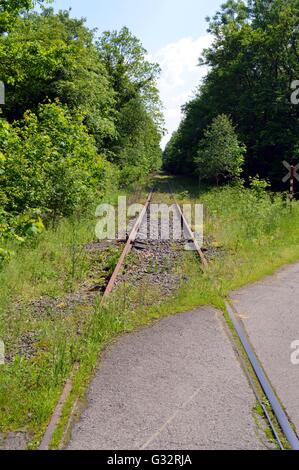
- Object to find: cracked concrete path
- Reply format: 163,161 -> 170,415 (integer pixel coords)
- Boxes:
67,307 -> 268,450
231,261 -> 299,437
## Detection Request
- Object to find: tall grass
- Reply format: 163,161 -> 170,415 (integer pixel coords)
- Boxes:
50,178 -> 299,448
153,177 -> 299,311
1,176 -> 299,448
0,182 -> 152,444
0,214 -> 95,434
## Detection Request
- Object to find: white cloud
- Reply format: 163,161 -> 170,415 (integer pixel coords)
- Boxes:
152,35 -> 213,149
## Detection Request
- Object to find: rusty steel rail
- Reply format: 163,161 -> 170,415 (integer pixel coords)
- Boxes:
39,363 -> 79,450
40,184 -> 295,451
169,183 -> 298,450
39,191 -> 153,450
168,184 -> 208,269
101,190 -> 153,303
174,200 -> 208,269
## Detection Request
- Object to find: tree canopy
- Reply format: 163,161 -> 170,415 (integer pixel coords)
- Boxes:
0,0 -> 47,32
0,2 -> 163,256
163,0 -> 299,188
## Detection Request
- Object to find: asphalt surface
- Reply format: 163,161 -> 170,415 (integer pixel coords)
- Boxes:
231,262 -> 299,436
67,307 -> 268,450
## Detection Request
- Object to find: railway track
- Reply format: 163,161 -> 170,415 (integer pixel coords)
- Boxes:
40,188 -> 299,451
100,187 -> 207,302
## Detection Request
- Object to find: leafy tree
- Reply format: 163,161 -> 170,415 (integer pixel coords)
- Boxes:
0,0 -> 47,32
116,98 -> 162,184
195,114 -> 246,185
97,27 -> 161,119
97,27 -> 162,178
163,0 -> 299,187
0,8 -> 116,150
0,10 -> 163,261
0,16 -> 162,171
0,102 -> 116,221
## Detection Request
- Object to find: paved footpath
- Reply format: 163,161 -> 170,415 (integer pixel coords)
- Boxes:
67,307 -> 268,450
231,262 -> 299,437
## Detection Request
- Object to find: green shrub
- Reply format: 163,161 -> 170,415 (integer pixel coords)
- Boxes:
201,179 -> 291,249
196,114 -> 246,185
0,101 -> 118,261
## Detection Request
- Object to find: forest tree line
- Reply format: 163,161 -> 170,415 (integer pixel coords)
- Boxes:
163,0 -> 299,188
0,0 -> 163,258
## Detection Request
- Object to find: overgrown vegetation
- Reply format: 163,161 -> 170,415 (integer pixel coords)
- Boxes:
48,175 -> 299,449
0,1 -> 162,261
0,0 -> 163,446
162,177 -> 299,311
0,184 -> 144,445
163,0 -> 299,188
1,0 -> 299,450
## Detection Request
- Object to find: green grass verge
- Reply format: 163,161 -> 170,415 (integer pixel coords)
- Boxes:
0,184 -> 149,445
1,175 -> 299,448
50,175 -> 299,449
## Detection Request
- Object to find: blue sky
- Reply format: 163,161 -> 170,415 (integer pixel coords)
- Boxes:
50,0 -> 224,146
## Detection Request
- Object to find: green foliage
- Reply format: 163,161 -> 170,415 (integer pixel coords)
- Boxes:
0,10 -> 163,263
202,180 -> 290,246
1,102 -> 115,217
116,98 -> 162,184
163,0 -> 299,187
0,101 -> 117,259
249,175 -> 271,196
0,0 -> 48,32
0,208 -> 45,265
196,114 -> 246,184
97,27 -> 163,176
0,8 -> 116,151
97,26 -> 162,122
0,15 -> 163,169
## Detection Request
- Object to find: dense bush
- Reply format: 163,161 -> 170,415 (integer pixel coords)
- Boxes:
0,8 -> 162,166
0,7 -> 117,151
0,102 -> 115,216
0,102 -> 117,261
0,4 -> 163,265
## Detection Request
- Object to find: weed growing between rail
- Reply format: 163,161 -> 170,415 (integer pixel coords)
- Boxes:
48,176 -> 299,449
1,175 -> 299,448
153,176 -> 299,312
0,184 -> 149,447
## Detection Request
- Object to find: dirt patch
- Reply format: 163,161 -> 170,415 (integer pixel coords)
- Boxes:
29,290 -> 95,317
84,240 -> 119,253
202,235 -> 227,262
